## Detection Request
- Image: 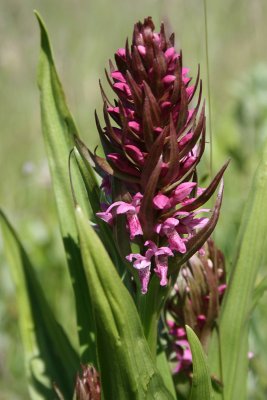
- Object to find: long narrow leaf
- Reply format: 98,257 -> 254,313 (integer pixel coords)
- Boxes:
35,11 -> 95,363
0,210 -> 79,399
156,344 -> 176,398
186,326 -> 213,400
75,205 -> 175,400
208,139 -> 267,400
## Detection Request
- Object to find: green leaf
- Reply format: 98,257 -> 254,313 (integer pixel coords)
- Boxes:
186,326 -> 213,400
251,275 -> 267,312
75,205 -> 175,400
156,343 -> 176,398
0,210 -> 79,399
34,11 -> 95,363
208,139 -> 267,400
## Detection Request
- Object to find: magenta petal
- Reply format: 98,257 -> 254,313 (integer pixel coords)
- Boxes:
156,266 -> 168,286
176,327 -> 186,338
125,145 -> 145,165
137,45 -> 146,55
197,314 -> 206,329
128,120 -> 141,132
106,201 -> 125,213
218,284 -> 227,296
107,106 -> 120,115
126,252 -> 151,293
125,253 -> 135,262
107,154 -> 140,176
182,67 -> 190,76
186,86 -> 194,97
139,267 -> 151,294
153,193 -> 171,210
127,213 -> 143,239
96,211 -> 113,224
116,203 -> 135,214
187,109 -> 194,122
144,241 -> 158,260
172,182 -> 197,203
182,155 -> 197,171
168,230 -> 186,253
126,253 -> 150,269
162,75 -> 176,85
144,240 -> 158,253
162,218 -> 179,231
193,217 -> 209,229
116,48 -> 126,58
154,257 -> 168,286
179,132 -> 193,148
154,222 -> 162,234
153,32 -> 160,43
132,192 -> 143,206
161,101 -> 172,110
111,71 -> 126,82
183,77 -> 191,85
182,347 -> 192,363
155,247 -> 174,257
113,82 -> 131,96
165,47 -> 175,61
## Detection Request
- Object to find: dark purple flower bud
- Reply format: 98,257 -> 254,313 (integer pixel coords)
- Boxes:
75,365 -> 101,400
89,17 -> 228,293
165,238 -> 226,375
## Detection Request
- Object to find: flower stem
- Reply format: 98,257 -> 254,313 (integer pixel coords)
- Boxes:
137,277 -> 168,359
203,0 -> 213,176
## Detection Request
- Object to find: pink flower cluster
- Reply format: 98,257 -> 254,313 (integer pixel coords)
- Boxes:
165,239 -> 226,374
94,17 -> 225,293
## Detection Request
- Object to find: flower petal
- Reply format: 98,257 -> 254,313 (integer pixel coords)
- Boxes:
96,211 -> 113,224
172,182 -> 196,203
168,230 -> 186,253
116,203 -> 135,214
127,214 -> 143,239
153,193 -> 172,210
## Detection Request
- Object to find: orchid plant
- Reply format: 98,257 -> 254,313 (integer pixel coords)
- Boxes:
1,11 -> 267,400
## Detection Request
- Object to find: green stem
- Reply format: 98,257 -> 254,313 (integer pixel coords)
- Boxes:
137,276 -> 168,359
203,0 -> 213,176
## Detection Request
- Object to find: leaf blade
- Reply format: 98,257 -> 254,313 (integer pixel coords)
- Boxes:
186,325 -> 213,400
34,11 -> 95,362
0,210 -> 79,399
208,139 -> 267,400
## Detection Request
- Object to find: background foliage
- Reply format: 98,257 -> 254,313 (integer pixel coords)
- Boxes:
1,0 -> 267,398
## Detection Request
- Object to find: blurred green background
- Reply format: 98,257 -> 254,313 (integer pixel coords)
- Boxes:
1,0 -> 267,398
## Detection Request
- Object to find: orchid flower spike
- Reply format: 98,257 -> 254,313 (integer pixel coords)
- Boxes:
88,17 -> 227,293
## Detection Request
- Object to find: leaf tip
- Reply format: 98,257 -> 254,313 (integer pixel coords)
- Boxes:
34,9 -> 54,78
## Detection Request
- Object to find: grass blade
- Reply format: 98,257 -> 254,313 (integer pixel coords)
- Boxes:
0,210 -> 79,399
208,139 -> 267,400
156,344 -> 176,398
